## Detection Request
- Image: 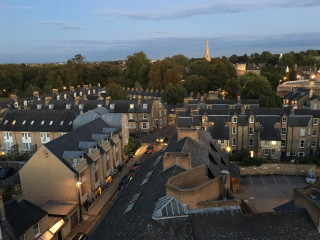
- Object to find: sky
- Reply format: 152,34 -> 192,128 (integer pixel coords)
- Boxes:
1,0 -> 320,63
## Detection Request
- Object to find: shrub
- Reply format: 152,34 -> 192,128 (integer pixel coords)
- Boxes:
240,157 -> 264,167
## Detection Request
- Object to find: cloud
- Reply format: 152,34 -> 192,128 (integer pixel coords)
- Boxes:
38,21 -> 85,30
97,0 -> 320,20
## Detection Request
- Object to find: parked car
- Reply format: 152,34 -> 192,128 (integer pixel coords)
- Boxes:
129,166 -> 140,177
146,145 -> 154,154
119,174 -> 132,189
134,161 -> 142,167
156,136 -> 169,143
72,232 -> 89,240
0,167 -> 16,180
306,170 -> 317,184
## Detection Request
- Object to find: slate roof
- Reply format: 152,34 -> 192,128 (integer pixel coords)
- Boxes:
295,109 -> 320,118
106,99 -> 156,113
258,126 -> 281,141
4,199 -> 47,237
0,109 -> 78,132
177,117 -> 192,127
45,118 -> 111,175
288,115 -> 311,126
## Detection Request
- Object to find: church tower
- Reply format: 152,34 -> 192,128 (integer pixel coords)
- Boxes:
204,38 -> 211,62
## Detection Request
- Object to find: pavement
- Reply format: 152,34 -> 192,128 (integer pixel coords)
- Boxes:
65,144 -> 148,240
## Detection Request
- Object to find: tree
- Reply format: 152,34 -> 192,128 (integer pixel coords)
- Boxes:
125,51 -> 151,88
261,66 -> 286,90
124,137 -> 140,156
240,72 -> 281,108
148,60 -> 173,89
224,78 -> 242,99
162,83 -> 187,105
165,54 -> 189,67
288,68 -> 297,81
106,83 -> 127,100
184,75 -> 207,93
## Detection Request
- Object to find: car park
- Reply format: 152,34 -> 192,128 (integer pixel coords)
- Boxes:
306,170 -> 317,184
72,232 -> 89,240
156,136 -> 169,143
0,167 -> 16,180
146,145 -> 154,154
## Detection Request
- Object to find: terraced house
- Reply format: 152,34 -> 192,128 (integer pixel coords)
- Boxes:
19,109 -> 128,230
177,108 -> 320,160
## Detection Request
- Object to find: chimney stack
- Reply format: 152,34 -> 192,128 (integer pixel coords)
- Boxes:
75,96 -> 81,105
52,89 -> 59,95
70,86 -> 75,92
138,95 -> 142,105
237,95 -> 241,102
84,85 -> 89,89
45,97 -> 52,105
10,94 -> 18,102
106,96 -> 111,105
33,91 -> 40,99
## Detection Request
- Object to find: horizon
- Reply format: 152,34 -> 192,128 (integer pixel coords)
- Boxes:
1,0 -> 320,64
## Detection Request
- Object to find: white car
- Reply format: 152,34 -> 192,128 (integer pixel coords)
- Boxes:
306,170 -> 317,184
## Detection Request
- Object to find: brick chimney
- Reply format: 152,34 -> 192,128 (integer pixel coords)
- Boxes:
33,91 -> 40,99
151,89 -> 154,93
146,88 -> 149,92
70,86 -> 75,92
75,96 -> 81,105
52,89 -> 59,95
106,96 -> 111,105
127,87 -> 130,91
10,94 -> 17,102
84,85 -> 89,89
138,95 -> 142,105
89,84 -> 92,88
45,97 -> 52,105
237,95 -> 241,102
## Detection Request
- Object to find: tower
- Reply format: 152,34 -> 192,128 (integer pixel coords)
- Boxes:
204,38 -> 211,62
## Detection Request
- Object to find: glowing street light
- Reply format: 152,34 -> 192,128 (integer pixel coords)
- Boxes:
76,180 -> 83,222
226,146 -> 231,153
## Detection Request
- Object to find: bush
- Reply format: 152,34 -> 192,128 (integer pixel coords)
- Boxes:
240,157 -> 264,167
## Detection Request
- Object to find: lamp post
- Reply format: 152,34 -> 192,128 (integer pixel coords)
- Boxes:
76,180 -> 83,222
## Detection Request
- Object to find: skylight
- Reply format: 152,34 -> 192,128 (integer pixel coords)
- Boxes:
153,155 -> 162,166
12,120 -> 16,125
60,121 -> 64,125
69,121 -> 72,125
41,121 -> 45,125
49,121 -> 53,125
22,120 -> 26,125
141,170 -> 154,186
30,120 -> 34,125
4,120 -> 8,125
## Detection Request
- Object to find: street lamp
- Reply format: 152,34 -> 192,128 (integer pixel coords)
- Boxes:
226,146 -> 231,153
76,180 -> 83,222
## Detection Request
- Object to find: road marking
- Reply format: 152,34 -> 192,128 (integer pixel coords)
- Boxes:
283,174 -> 290,184
272,174 -> 277,184
260,175 -> 265,185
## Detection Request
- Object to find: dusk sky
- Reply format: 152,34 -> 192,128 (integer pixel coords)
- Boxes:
1,0 -> 320,63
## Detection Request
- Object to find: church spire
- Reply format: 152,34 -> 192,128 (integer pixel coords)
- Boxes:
204,38 -> 211,62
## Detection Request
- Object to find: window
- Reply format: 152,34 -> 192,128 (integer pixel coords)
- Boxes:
142,122 -> 148,129
232,127 -> 237,135
264,149 -> 269,156
4,120 -> 8,125
271,149 -> 275,156
60,121 -> 64,125
69,121 -> 72,125
282,117 -> 287,124
293,152 -> 296,156
313,118 -> 318,125
271,141 -> 276,145
249,139 -> 253,147
300,128 -> 305,136
34,223 -> 40,237
12,120 -> 16,125
22,120 -> 26,125
143,104 -> 147,109
110,104 -> 114,109
79,104 -> 84,110
143,114 -> 147,119
232,117 -> 237,123
281,128 -> 286,135
281,140 -> 286,147
97,104 -> 102,108
298,152 -> 305,157
249,127 -> 254,135
30,120 -> 34,125
232,139 -> 236,146
19,234 -> 26,240
41,121 -> 45,125
313,130 -> 317,136
129,113 -> 133,120
300,140 -> 305,148
287,152 -> 290,156
312,141 -> 316,147
265,141 -> 269,145
129,122 -> 136,129
49,121 -> 53,125
49,104 -> 54,109
130,104 -> 134,109
66,104 -> 71,109
249,117 -> 254,123
220,140 -> 224,144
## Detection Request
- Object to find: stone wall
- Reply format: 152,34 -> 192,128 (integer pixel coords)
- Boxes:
240,163 -> 319,176
163,152 -> 192,171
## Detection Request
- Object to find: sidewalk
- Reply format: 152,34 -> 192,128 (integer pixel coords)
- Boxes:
65,145 -> 147,239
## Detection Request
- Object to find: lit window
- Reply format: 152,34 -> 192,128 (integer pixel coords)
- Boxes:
97,104 -> 102,108
300,128 -> 305,136
130,104 -> 134,109
49,121 -> 53,125
282,117 -> 287,124
271,141 -> 276,145
143,104 -> 147,109
12,120 -> 16,125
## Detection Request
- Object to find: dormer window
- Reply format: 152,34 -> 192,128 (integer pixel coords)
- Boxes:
37,104 -> 42,110
79,104 -> 84,110
60,121 -> 64,125
88,90 -> 91,95
97,104 -> 102,108
74,92 -> 77,98
49,104 -> 54,109
249,117 -> 254,123
110,104 -> 114,109
12,120 -> 16,125
64,94 -> 67,99
282,117 -> 287,124
143,104 -> 147,109
93,89 -> 96,94
130,104 -> 134,109
31,120 -> 34,125
313,118 -> 318,125
232,117 -> 237,123
41,121 -> 45,125
66,104 -> 71,110
69,121 -> 73,125
24,100 -> 27,106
